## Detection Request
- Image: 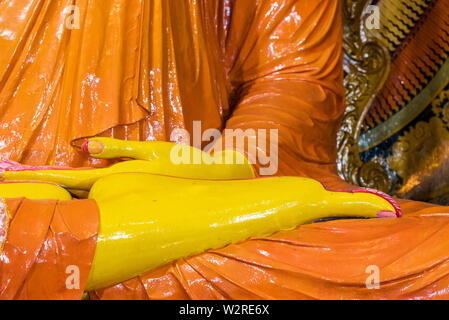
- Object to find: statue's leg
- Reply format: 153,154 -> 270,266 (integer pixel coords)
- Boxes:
85,173 -> 400,290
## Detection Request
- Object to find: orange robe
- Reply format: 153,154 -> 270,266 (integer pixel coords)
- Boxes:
0,198 -> 98,300
2,0 -> 449,299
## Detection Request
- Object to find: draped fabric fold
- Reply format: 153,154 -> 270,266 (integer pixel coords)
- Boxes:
0,0 -> 344,174
0,198 -> 99,300
0,0 -> 230,167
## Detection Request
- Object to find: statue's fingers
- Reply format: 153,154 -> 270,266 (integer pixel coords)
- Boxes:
0,182 -> 72,200
82,137 -> 144,160
82,138 -> 106,158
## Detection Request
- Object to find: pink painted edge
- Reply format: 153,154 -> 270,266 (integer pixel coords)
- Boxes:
319,183 -> 402,218
82,140 -> 90,154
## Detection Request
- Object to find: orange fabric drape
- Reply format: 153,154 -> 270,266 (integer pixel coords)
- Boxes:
0,0 -> 344,176
0,0 -> 230,167
2,0 -> 449,300
0,198 -> 99,300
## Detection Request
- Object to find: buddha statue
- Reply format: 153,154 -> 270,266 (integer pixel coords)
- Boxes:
0,0 -> 449,300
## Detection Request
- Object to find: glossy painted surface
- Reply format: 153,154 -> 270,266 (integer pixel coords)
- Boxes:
0,0 -> 344,177
0,182 -> 72,200
85,173 -> 397,290
0,198 -> 99,300
95,202 -> 449,300
1,138 -> 256,190
1,0 -> 449,300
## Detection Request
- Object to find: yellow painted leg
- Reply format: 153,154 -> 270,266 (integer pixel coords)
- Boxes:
85,173 -> 398,290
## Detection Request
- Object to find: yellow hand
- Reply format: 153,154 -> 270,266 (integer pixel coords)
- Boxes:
0,182 -> 72,201
86,173 -> 399,290
1,138 -> 255,190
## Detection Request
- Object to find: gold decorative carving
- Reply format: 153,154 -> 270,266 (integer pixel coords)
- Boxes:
337,0 -> 392,192
388,120 -> 443,183
387,90 -> 449,201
